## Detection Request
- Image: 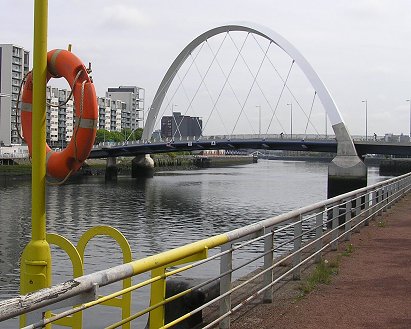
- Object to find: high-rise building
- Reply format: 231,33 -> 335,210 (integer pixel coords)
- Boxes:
97,96 -> 126,132
0,44 -> 29,146
106,86 -> 144,130
161,112 -> 202,139
46,87 -> 74,148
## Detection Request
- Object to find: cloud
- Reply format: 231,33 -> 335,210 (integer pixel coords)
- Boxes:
101,4 -> 151,30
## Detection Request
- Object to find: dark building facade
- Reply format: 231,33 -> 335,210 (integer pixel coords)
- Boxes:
161,112 -> 202,139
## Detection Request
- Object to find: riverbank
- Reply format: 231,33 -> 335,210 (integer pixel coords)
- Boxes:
0,155 -> 256,177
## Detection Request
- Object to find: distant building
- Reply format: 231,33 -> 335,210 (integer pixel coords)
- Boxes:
0,44 -> 30,146
384,133 -> 411,143
106,86 -> 144,130
161,112 -> 202,139
97,96 -> 126,131
46,87 -> 74,148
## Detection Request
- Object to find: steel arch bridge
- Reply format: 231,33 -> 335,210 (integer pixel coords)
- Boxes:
142,22 -> 358,157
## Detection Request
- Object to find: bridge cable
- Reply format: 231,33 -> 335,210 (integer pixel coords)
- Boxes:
230,40 -> 271,135
201,32 -> 251,138
252,34 -> 321,136
228,34 -> 287,136
152,42 -> 207,133
304,91 -> 317,138
171,35 -> 229,140
205,40 -> 281,138
203,38 -> 260,136
190,58 -> 231,136
265,59 -> 295,136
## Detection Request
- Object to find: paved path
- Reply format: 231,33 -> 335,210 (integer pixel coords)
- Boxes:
231,193 -> 411,329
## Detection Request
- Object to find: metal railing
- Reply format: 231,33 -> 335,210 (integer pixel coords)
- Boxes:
1,172 -> 410,329
92,133 -> 411,149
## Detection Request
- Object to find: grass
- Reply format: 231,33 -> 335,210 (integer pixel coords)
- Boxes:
298,243 -> 355,298
377,220 -> 387,228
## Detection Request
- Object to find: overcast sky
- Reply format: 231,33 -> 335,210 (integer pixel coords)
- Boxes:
2,0 -> 411,136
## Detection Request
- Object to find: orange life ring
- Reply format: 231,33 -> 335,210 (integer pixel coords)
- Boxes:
21,49 -> 98,180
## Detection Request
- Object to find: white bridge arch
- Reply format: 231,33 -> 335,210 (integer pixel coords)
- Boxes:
142,22 -> 358,156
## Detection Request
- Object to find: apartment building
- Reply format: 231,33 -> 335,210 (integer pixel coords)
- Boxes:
46,87 -> 74,148
0,44 -> 29,146
97,96 -> 126,132
106,86 -> 144,130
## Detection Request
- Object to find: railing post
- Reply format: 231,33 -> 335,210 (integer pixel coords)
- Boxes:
150,267 -> 166,329
314,208 -> 324,263
263,227 -> 274,303
293,216 -> 302,280
383,186 -> 388,212
331,206 -> 339,251
344,200 -> 352,241
378,188 -> 383,216
364,192 -> 370,226
354,195 -> 361,233
371,190 -> 377,219
220,243 -> 232,329
387,184 -> 392,209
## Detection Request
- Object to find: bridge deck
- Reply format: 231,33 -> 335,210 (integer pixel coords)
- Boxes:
230,193 -> 411,329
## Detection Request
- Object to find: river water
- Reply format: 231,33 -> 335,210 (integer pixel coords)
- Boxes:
0,160 -> 388,327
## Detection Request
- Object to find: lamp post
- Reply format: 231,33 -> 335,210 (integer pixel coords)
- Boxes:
171,104 -> 177,139
256,105 -> 261,138
171,103 -> 177,115
406,99 -> 411,137
287,103 -> 293,139
362,100 -> 368,140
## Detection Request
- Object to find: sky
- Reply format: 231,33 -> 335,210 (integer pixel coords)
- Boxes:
2,0 -> 411,136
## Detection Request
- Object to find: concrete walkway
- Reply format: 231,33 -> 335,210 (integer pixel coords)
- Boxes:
231,193 -> 411,329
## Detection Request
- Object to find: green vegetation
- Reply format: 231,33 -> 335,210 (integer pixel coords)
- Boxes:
94,128 -> 143,144
298,243 -> 355,298
299,259 -> 339,297
0,164 -> 32,175
377,220 -> 387,228
341,243 -> 354,256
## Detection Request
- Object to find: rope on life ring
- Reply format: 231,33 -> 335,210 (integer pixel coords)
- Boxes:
21,49 -> 98,181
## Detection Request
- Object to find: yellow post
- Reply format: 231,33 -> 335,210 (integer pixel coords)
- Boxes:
20,0 -> 51,326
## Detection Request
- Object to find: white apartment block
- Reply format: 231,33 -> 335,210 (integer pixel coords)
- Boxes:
0,44 -> 29,146
106,86 -> 144,130
97,97 -> 126,132
46,87 -> 75,148
1,44 -> 145,146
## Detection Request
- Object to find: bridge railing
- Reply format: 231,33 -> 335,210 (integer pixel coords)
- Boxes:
1,173 -> 410,329
91,133 -> 409,150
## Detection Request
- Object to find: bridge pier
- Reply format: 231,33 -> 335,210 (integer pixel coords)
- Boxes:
105,157 -> 118,181
132,154 -> 154,178
327,155 -> 367,198
327,123 -> 367,198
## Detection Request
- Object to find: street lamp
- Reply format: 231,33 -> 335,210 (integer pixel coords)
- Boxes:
171,103 -> 178,115
256,105 -> 261,138
287,103 -> 293,139
362,100 -> 368,140
406,99 -> 411,137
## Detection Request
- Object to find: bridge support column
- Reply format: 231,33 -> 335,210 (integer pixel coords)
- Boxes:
328,155 -> 367,198
105,157 -> 118,181
327,123 -> 367,198
132,154 -> 154,178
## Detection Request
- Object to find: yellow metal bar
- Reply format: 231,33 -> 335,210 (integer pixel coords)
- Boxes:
20,0 -> 51,327
130,234 -> 228,274
149,267 -> 166,329
149,249 -> 209,329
